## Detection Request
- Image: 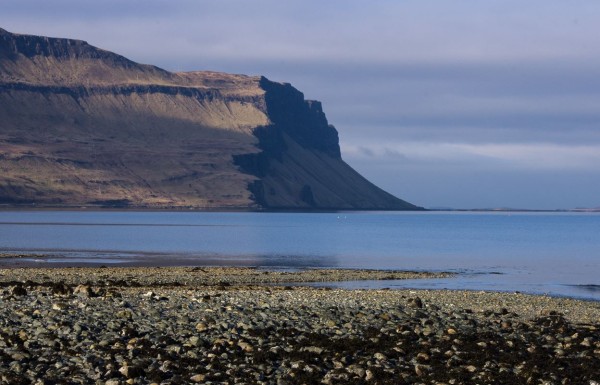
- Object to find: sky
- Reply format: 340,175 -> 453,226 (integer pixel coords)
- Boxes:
2,0 -> 600,209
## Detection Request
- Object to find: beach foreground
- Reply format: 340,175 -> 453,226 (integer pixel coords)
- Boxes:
1,267 -> 599,384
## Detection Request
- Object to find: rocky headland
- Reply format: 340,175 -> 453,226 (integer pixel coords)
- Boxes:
0,267 -> 599,384
0,28 -> 418,210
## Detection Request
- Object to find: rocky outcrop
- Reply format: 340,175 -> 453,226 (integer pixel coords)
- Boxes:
0,28 -> 420,210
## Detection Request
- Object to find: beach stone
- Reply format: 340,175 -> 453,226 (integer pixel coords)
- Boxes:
301,346 -> 324,354
195,322 -> 208,332
415,364 -> 430,376
324,319 -> 336,328
408,297 -> 423,308
189,336 -> 201,346
51,282 -> 72,296
52,302 -> 68,311
119,364 -> 143,378
238,341 -> 253,352
10,286 -> 27,296
74,285 -> 94,297
0,267 -> 598,384
347,364 -> 366,377
416,352 -> 430,362
115,310 -> 133,319
190,374 -> 206,382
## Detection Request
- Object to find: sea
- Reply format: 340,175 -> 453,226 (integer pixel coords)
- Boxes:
1,210 -> 599,301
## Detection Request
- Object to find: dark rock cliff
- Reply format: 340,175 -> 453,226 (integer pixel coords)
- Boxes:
0,28 -> 420,210
259,77 -> 340,158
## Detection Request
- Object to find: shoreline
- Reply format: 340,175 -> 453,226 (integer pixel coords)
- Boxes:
1,266 -> 599,323
0,266 -> 451,285
1,258 -> 599,302
0,267 -> 599,383
2,206 -> 600,213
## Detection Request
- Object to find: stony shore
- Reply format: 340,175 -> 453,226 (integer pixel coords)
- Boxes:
0,267 -> 599,384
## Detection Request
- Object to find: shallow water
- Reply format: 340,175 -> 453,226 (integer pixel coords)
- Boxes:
1,210 -> 599,300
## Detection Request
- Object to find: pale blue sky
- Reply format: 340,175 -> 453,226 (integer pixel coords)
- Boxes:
3,0 -> 600,209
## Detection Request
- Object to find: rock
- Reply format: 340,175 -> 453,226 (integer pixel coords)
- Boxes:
408,297 -> 423,309
119,365 -> 143,378
51,282 -> 72,296
301,346 -> 324,354
166,345 -> 182,354
189,336 -> 201,346
324,319 -> 337,328
10,352 -> 29,361
238,341 -> 254,352
415,364 -> 430,376
10,286 -> 27,296
115,310 -> 133,319
554,348 -> 565,356
52,302 -> 68,311
416,352 -> 430,362
347,364 -> 366,377
190,374 -> 206,382
73,285 -> 94,297
195,322 -> 208,332
18,330 -> 28,341
0,266 -> 598,384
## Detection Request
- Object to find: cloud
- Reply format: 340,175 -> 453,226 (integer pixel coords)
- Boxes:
4,0 -> 600,65
357,146 -> 375,158
343,141 -> 600,171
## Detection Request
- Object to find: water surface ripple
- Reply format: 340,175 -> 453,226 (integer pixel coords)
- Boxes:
1,211 -> 599,300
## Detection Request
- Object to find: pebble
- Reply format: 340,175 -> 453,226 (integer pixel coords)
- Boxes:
190,374 -> 206,382
0,267 -> 598,384
10,285 -> 27,296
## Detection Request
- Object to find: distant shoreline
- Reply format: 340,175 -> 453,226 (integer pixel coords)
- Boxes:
0,205 -> 424,213
1,205 -> 599,213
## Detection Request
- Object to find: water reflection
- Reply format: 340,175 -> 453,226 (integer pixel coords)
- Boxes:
1,211 -> 599,300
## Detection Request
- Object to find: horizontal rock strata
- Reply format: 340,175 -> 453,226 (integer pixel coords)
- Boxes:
0,28 -> 419,210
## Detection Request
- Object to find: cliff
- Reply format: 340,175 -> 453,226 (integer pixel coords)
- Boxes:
0,28 -> 420,210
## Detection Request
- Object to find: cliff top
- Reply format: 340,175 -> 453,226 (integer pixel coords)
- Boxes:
0,28 -> 265,97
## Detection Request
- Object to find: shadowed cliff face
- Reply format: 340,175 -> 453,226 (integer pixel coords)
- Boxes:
259,77 -> 340,158
0,28 -> 420,210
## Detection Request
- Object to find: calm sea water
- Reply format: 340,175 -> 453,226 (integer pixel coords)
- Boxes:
1,211 -> 599,300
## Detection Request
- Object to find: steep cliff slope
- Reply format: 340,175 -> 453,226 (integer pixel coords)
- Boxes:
0,28 -> 420,210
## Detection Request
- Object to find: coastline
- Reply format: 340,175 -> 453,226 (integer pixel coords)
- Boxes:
1,266 -> 598,323
1,267 -> 598,383
2,206 -> 599,212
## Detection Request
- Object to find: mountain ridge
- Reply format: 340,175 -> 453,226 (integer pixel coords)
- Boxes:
0,28 -> 421,210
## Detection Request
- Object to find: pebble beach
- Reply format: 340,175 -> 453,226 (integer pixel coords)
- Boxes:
1,267 -> 599,384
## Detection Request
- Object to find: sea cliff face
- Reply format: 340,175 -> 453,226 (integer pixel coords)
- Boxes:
0,28 -> 420,210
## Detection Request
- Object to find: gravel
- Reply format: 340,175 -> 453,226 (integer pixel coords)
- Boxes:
0,267 -> 599,384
